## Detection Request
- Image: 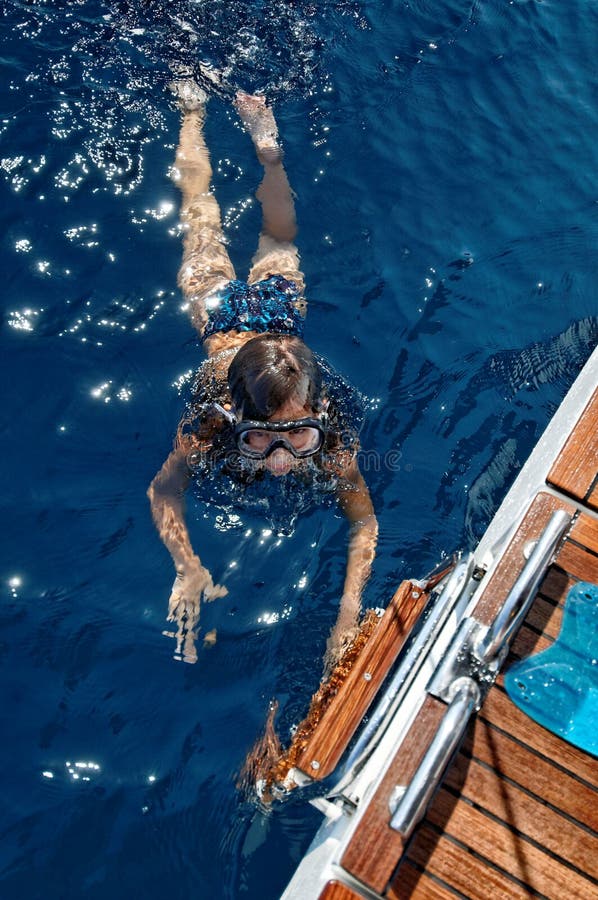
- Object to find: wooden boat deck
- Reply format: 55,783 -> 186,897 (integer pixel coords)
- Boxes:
387,513 -> 598,900
311,385 -> 598,899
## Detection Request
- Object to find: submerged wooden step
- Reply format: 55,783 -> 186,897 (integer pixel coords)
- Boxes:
291,580 -> 430,783
245,578 -> 434,795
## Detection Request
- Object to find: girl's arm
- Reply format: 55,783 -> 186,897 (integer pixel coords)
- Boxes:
327,460 -> 378,665
148,444 -> 227,662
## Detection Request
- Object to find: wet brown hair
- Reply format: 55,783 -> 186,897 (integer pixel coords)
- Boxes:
227,334 -> 323,419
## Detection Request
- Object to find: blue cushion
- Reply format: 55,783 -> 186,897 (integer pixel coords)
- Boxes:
505,581 -> 598,756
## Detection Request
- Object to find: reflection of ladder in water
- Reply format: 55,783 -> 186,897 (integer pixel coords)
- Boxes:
280,349 -> 598,900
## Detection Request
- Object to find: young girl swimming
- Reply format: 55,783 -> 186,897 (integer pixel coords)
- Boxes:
148,80 -> 378,665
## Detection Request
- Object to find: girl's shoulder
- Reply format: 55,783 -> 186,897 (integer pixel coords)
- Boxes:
315,353 -> 365,425
193,349 -> 236,395
176,353 -> 235,451
315,354 -> 365,474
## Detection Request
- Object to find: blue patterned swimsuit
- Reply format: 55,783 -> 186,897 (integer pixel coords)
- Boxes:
202,275 -> 304,342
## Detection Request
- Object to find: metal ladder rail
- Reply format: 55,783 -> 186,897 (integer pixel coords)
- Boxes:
389,509 -> 572,838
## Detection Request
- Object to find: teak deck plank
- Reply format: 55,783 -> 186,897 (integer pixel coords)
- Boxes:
318,881 -> 363,900
388,523 -> 598,897
295,581 -> 429,780
570,513 -> 598,554
518,594 -> 562,641
443,754 -> 598,878
471,492 -> 574,625
341,696 -> 447,894
342,508 -> 597,897
419,788 -> 597,900
547,388 -> 598,507
371,397 -> 598,897
388,855 -> 469,900
392,824 -> 532,900
538,566 -> 577,605
463,716 -> 598,830
508,621 -> 553,660
509,522 -> 597,655
480,686 -> 598,789
555,538 -> 598,582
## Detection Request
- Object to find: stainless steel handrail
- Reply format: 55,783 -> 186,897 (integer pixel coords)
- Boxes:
474,508 -> 571,664
389,510 -> 571,837
389,677 -> 480,836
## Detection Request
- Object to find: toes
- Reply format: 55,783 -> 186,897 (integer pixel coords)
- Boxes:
169,79 -> 207,112
235,91 -> 266,110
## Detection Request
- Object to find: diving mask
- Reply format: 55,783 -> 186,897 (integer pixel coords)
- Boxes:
213,404 -> 327,460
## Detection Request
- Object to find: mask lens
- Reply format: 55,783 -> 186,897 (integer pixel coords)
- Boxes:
285,426 -> 321,452
240,428 -> 273,454
236,421 -> 324,459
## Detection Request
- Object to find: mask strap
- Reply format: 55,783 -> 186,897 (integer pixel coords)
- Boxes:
212,402 -> 236,425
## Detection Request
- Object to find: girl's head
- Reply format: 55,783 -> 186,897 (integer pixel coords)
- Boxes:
227,333 -> 323,420
227,334 -> 324,476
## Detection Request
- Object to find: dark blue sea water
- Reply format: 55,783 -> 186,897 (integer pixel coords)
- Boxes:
1,1 -> 596,897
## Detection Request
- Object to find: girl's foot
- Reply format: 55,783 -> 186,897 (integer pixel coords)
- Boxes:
196,61 -> 232,99
169,78 -> 207,112
234,92 -> 283,165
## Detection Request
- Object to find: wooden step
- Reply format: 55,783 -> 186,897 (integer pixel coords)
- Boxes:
290,580 -> 430,782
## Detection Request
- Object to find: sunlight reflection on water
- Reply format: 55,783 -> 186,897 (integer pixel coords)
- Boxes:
2,0 -> 597,898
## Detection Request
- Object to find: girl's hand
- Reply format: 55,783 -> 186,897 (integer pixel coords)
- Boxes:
168,560 -> 228,620
165,559 -> 228,663
324,598 -> 360,676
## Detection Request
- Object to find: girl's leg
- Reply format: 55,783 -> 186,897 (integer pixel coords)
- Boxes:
235,93 -> 306,303
173,85 -> 236,336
